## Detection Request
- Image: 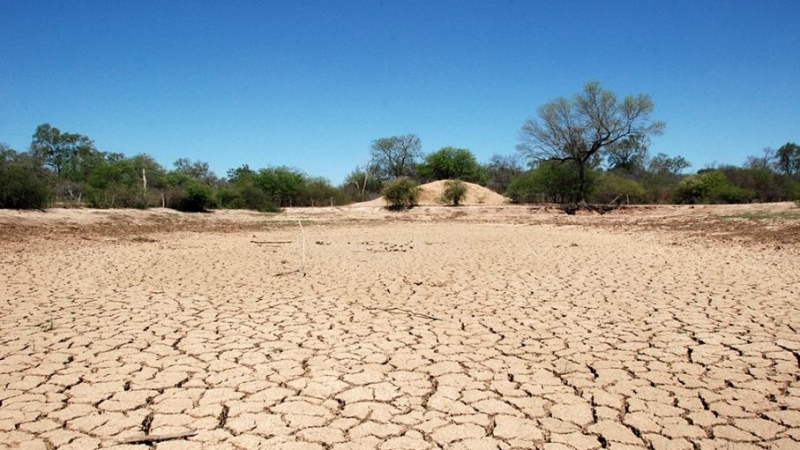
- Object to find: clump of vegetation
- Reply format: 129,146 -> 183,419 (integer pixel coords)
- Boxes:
593,173 -> 647,205
516,81 -> 665,204
440,179 -> 468,206
723,210 -> 800,221
506,161 -> 592,204
418,147 -> 484,183
2,120 -> 798,213
674,170 -> 757,204
382,177 -> 420,210
219,184 -> 280,212
0,148 -> 52,209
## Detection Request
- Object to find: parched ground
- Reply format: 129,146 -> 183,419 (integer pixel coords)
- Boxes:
0,204 -> 799,449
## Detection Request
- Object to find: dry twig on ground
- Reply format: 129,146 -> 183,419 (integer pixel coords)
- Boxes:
364,306 -> 442,321
119,431 -> 197,444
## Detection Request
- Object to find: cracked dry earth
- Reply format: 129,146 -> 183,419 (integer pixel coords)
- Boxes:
1,220 -> 799,449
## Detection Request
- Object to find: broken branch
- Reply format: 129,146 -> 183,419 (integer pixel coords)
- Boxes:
364,306 -> 441,321
119,431 -> 197,444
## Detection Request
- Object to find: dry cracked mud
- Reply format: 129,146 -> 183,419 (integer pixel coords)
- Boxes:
1,206 -> 799,449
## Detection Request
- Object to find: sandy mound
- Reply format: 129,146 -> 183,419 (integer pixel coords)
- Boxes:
359,180 -> 509,206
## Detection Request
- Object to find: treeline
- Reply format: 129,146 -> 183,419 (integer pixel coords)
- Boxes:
1,124 -> 346,211
1,123 -> 799,211
506,147 -> 800,205
345,133 -> 800,207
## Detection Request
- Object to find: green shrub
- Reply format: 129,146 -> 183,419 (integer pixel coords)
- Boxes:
505,172 -> 540,204
0,163 -> 52,209
168,182 -> 215,212
220,184 -> 281,212
592,173 -> 647,204
675,170 -> 757,204
441,179 -> 468,206
240,184 -> 279,212
674,175 -> 705,204
382,177 -> 421,210
505,161 -> 593,204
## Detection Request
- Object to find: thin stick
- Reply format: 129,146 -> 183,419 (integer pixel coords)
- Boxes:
119,431 -> 197,444
298,220 -> 306,277
251,240 -> 292,245
363,306 -> 441,321
274,269 -> 300,277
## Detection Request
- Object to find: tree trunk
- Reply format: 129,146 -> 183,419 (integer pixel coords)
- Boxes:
577,160 -> 587,205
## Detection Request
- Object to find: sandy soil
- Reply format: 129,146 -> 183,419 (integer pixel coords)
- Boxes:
1,203 -> 799,449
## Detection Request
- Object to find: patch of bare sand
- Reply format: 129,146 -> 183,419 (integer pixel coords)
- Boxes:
3,202 -> 798,247
1,209 -> 798,448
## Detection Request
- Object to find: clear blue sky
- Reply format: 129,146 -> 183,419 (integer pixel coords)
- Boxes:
2,1 -> 798,184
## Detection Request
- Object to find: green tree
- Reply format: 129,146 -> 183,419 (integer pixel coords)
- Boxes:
164,158 -> 219,211
592,173 -> 647,205
418,147 -> 482,182
299,176 -> 347,207
173,158 -> 218,185
674,170 -> 756,204
776,142 -> 800,176
180,182 -> 215,212
30,123 -> 100,180
441,179 -> 468,206
640,152 -> 691,203
132,154 -> 168,206
517,81 -> 665,203
255,166 -> 306,207
370,134 -> 422,180
342,168 -> 383,202
606,135 -> 648,174
220,164 -> 279,211
718,164 -> 791,203
226,164 -> 257,185
0,144 -> 52,209
505,172 -> 540,204
506,160 -> 591,204
84,153 -> 168,208
647,153 -> 691,176
382,177 -> 421,210
482,154 -> 524,194
86,158 -> 142,208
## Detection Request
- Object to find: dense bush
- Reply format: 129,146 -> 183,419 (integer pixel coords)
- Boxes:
482,154 -> 524,194
717,165 -> 791,202
167,182 -> 215,212
0,162 -> 52,209
218,184 -> 280,212
441,179 -> 468,206
255,166 -> 307,207
592,173 -> 647,204
382,177 -> 421,210
506,161 -> 594,204
341,169 -> 383,203
297,176 -> 348,207
674,170 -> 757,204
418,147 -> 483,183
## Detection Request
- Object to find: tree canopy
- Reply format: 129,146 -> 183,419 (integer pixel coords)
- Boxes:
516,81 -> 665,203
369,134 -> 422,180
31,123 -> 99,179
776,142 -> 800,176
2,122 -> 797,211
418,147 -> 482,182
